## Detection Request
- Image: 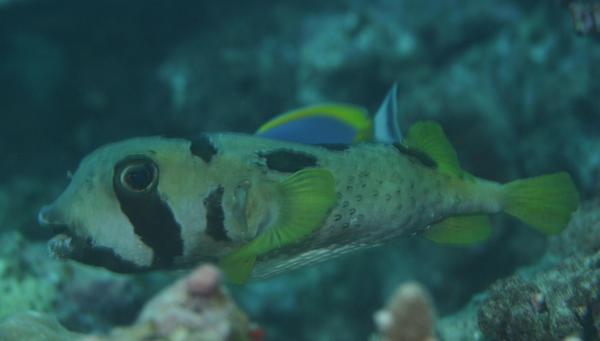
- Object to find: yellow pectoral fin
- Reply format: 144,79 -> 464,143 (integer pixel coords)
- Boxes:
423,215 -> 492,245
220,168 -> 337,284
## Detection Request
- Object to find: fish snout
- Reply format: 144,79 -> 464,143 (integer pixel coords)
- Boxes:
38,204 -> 80,259
38,204 -> 65,226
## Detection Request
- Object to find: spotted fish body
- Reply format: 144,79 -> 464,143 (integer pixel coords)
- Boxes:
38,96 -> 579,283
210,133 -> 500,279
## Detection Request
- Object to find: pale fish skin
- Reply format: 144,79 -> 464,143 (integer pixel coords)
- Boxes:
38,131 -> 506,280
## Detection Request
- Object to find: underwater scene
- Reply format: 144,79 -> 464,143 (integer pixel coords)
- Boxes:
0,0 -> 599,340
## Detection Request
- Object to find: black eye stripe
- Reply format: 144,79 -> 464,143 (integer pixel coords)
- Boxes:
113,155 -> 184,267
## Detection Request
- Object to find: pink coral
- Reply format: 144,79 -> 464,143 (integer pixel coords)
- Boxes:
374,282 -> 437,341
136,264 -> 250,340
77,264 -> 256,341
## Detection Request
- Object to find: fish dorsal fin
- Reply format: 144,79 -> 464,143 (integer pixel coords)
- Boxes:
373,82 -> 403,143
255,104 -> 372,144
405,121 -> 461,176
220,168 -> 336,284
423,215 -> 492,244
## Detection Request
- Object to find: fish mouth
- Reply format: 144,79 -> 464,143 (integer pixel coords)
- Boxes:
47,230 -> 88,260
38,205 -> 82,259
38,205 -> 145,273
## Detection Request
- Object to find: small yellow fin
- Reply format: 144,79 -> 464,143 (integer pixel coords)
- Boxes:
405,121 -> 461,175
219,252 -> 256,285
503,172 -> 579,235
220,168 -> 337,284
423,215 -> 492,245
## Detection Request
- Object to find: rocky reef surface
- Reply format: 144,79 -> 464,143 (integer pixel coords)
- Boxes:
0,0 -> 599,340
438,199 -> 600,340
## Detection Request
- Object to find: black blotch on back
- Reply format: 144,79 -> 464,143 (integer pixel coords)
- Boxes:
393,144 -> 437,169
113,156 -> 184,267
259,149 -> 318,172
190,134 -> 218,163
316,143 -> 351,151
204,186 -> 230,242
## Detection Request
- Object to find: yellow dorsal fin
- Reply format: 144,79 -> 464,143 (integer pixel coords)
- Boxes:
423,215 -> 492,245
220,168 -> 337,284
405,121 -> 461,176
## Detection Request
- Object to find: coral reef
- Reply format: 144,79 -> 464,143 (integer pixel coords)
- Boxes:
0,264 -> 256,341
435,199 -> 600,340
436,298 -> 484,341
478,253 -> 600,340
477,200 -> 600,340
118,264 -> 253,341
54,267 -> 166,333
0,311 -> 83,341
373,282 -> 437,341
0,231 -> 57,320
564,0 -> 600,36
0,259 -> 56,320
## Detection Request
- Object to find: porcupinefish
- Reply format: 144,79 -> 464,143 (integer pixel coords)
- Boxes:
37,85 -> 580,284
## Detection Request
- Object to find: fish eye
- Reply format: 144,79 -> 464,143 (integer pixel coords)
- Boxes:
119,158 -> 158,192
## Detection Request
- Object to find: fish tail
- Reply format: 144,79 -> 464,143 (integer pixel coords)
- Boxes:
502,172 -> 579,234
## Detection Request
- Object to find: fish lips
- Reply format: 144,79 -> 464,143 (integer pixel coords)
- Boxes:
38,205 -> 144,273
38,204 -> 83,259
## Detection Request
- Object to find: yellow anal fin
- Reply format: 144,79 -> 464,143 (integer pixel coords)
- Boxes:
423,215 -> 492,245
220,168 -> 337,284
405,121 -> 461,176
219,251 -> 256,285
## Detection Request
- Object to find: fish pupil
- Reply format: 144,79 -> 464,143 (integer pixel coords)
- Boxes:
123,163 -> 155,191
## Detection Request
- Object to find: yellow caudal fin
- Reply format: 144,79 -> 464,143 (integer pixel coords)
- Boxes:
405,121 -> 463,176
220,168 -> 337,284
423,215 -> 492,245
503,172 -> 579,235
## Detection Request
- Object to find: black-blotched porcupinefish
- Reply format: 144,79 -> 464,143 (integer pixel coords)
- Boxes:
38,85 -> 580,284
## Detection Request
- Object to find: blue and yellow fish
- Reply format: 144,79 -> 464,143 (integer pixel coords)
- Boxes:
38,85 -> 579,284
